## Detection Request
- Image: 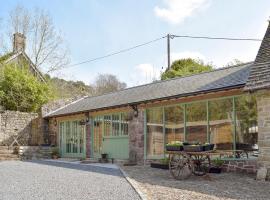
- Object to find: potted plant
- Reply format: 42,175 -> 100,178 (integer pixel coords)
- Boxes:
150,158 -> 169,170
202,143 -> 215,151
183,142 -> 203,152
51,147 -> 60,159
166,141 -> 184,151
209,158 -> 224,173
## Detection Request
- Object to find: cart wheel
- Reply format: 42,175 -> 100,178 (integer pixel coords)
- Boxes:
169,154 -> 192,180
192,155 -> 210,176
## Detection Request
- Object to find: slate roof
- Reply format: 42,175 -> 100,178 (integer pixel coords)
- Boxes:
245,22 -> 270,91
45,62 -> 252,118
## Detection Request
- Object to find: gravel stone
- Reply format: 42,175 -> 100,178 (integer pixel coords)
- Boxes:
0,160 -> 140,200
122,165 -> 270,200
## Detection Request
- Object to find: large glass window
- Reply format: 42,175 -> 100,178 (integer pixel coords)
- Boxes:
186,102 -> 207,143
235,95 -> 258,151
147,108 -> 164,157
209,98 -> 234,150
164,106 -> 184,144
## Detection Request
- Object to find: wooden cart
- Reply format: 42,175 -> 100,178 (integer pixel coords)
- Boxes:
166,150 -> 235,180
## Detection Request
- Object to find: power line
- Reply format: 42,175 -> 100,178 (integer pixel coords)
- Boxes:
65,34 -> 262,68
171,34 -> 262,41
66,36 -> 166,68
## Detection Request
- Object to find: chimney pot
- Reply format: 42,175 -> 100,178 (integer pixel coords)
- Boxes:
13,33 -> 26,53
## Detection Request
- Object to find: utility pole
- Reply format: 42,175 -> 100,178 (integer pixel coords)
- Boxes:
167,33 -> 171,70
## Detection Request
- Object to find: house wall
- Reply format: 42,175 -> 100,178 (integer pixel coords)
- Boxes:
48,89 -> 255,164
256,90 -> 270,169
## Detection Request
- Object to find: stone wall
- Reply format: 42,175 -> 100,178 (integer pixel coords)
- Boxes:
222,159 -> 258,174
255,90 -> 270,179
0,110 -> 43,146
128,109 -> 145,163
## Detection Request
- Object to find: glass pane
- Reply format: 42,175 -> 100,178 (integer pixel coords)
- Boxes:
72,121 -> 78,153
93,117 -> 103,153
66,121 -> 71,153
209,98 -> 233,150
103,115 -> 111,136
121,113 -> 129,135
186,102 -> 207,143
235,95 -> 258,153
165,106 -> 184,144
147,108 -> 164,157
112,114 -> 120,136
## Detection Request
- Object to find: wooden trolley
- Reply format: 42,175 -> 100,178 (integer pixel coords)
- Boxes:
166,150 -> 236,180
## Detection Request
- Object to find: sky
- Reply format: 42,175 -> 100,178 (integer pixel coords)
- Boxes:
1,0 -> 270,87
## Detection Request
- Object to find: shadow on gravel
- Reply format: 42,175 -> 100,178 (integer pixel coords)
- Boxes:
25,160 -> 123,177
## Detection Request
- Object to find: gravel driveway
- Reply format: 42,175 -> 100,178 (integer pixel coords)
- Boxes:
122,165 -> 270,200
0,160 -> 140,200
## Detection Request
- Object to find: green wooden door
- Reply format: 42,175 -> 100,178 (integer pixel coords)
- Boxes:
92,113 -> 129,159
59,121 -> 85,158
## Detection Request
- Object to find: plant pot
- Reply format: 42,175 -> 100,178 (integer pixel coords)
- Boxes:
166,145 -> 183,151
183,145 -> 204,152
150,162 -> 169,170
203,144 -> 215,151
52,155 -> 58,159
209,167 -> 222,173
101,153 -> 108,159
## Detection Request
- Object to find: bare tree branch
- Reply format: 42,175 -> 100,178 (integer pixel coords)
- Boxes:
7,5 -> 70,74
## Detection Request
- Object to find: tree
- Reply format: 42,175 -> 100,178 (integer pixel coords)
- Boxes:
6,5 -> 70,73
0,63 -> 52,112
161,58 -> 213,80
93,74 -> 127,95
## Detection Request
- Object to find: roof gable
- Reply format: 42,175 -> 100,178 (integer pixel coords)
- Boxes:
0,51 -> 45,82
245,22 -> 270,91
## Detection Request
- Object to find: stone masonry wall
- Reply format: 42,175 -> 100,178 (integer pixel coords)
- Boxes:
128,109 -> 144,163
0,110 -> 43,146
222,160 -> 258,174
256,90 -> 270,168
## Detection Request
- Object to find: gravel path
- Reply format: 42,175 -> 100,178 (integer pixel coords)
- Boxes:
0,160 -> 140,200
122,165 -> 270,200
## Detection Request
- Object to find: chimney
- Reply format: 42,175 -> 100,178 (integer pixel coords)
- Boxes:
13,33 -> 26,53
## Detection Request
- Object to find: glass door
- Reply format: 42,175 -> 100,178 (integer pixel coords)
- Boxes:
60,120 -> 85,158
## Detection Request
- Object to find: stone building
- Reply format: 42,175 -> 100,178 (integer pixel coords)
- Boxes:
44,21 -> 270,179
0,33 -> 45,82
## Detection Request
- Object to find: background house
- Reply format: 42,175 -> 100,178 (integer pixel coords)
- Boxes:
0,33 -> 45,82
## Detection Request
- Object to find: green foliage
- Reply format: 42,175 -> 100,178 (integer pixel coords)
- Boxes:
161,58 -> 213,80
212,158 -> 224,167
46,76 -> 93,99
0,63 -> 52,112
160,157 -> 169,165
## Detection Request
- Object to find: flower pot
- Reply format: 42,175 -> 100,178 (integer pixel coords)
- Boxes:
209,167 -> 222,173
183,145 -> 204,152
150,162 -> 169,170
101,153 -> 108,159
203,144 -> 215,151
166,145 -> 183,151
52,155 -> 58,159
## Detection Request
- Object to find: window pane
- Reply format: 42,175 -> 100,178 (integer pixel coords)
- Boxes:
147,108 -> 164,157
93,117 -> 102,153
165,106 -> 184,144
209,98 -> 233,150
121,113 -> 129,135
103,115 -> 111,136
112,114 -> 120,136
186,102 -> 207,143
235,95 -> 258,152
